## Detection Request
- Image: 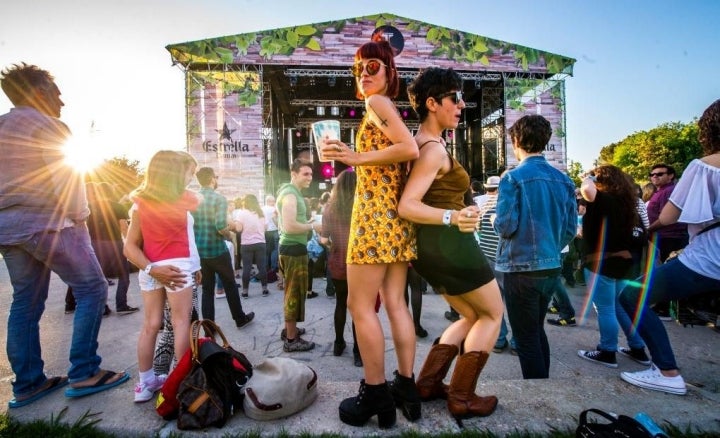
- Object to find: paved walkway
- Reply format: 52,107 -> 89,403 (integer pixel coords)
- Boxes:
1,264 -> 719,436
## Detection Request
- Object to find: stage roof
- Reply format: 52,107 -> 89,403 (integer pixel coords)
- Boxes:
166,12 -> 575,76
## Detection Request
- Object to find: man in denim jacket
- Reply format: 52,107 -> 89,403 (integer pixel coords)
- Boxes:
494,115 -> 577,379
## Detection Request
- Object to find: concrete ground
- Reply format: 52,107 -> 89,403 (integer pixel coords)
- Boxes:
1,263 -> 719,437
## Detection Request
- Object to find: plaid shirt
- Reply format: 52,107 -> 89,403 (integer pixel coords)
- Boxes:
192,187 -> 230,258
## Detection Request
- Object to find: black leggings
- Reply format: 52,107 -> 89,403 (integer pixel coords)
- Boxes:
332,278 -> 359,354
405,266 -> 425,326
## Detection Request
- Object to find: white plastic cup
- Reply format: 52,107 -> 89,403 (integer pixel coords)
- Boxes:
311,120 -> 340,162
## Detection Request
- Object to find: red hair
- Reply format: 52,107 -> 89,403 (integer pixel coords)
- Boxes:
354,39 -> 399,100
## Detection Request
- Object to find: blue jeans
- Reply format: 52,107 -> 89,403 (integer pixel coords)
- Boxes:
550,275 -> 575,320
619,258 -> 720,370
1,224 -> 107,395
491,270 -> 512,348
504,272 -> 557,379
584,269 -> 645,352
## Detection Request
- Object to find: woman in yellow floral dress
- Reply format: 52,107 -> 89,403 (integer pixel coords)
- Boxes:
321,38 -> 420,428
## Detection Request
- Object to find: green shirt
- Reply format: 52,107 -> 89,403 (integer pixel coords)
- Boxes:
277,183 -> 309,246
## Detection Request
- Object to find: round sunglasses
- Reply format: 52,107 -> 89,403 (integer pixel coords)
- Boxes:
350,59 -> 387,77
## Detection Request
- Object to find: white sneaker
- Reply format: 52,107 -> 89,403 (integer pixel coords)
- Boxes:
620,364 -> 686,395
134,374 -> 167,403
215,291 -> 226,299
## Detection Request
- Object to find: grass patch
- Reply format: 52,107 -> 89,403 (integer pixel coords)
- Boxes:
1,410 -> 717,437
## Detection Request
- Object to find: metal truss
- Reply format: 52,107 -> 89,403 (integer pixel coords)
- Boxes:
290,98 -> 476,109
285,69 -> 502,82
296,117 -> 419,131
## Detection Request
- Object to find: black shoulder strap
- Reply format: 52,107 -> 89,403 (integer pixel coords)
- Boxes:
698,220 -> 720,236
418,139 -> 442,150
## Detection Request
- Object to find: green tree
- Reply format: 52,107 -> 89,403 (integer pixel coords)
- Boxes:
566,160 -> 584,187
85,156 -> 143,200
597,121 -> 701,183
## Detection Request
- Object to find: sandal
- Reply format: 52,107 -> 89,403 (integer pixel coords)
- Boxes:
65,369 -> 129,398
8,376 -> 68,408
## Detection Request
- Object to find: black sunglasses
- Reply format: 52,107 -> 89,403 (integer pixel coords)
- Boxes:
436,90 -> 463,105
649,172 -> 667,178
350,59 -> 387,77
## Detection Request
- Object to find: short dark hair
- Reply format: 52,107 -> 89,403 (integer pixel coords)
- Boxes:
291,158 -> 313,173
196,167 -> 216,186
0,62 -> 55,105
698,99 -> 720,155
407,67 -> 462,122
354,40 -> 399,99
470,180 -> 483,193
508,115 -> 552,153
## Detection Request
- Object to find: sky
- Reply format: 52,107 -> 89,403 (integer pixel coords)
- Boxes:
1,0 -> 718,171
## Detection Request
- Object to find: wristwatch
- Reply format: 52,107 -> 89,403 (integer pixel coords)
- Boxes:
143,263 -> 155,275
442,209 -> 452,226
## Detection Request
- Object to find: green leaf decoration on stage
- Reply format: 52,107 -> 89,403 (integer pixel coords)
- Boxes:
167,13 -> 574,75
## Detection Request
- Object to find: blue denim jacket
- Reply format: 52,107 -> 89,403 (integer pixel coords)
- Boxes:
494,156 -> 577,273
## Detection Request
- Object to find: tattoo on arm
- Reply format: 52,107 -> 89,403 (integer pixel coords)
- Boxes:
368,102 -> 389,127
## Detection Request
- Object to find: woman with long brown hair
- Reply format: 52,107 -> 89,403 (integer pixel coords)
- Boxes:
576,165 -> 650,368
319,169 -> 360,362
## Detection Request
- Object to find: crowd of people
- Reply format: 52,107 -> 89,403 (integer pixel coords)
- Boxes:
2,40 -> 718,430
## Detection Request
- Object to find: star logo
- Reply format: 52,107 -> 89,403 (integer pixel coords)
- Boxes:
216,122 -> 236,141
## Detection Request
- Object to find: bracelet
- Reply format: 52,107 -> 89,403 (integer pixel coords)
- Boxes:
442,209 -> 452,226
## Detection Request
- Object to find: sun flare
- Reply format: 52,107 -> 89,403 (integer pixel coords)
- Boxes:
63,136 -> 106,173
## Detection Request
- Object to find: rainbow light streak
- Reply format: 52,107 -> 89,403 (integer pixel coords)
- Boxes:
578,217 -> 608,324
629,233 -> 661,334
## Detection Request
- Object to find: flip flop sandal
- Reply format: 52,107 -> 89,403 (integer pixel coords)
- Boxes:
8,376 -> 69,408
65,370 -> 130,398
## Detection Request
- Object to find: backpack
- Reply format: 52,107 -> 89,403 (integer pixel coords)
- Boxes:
176,320 -> 253,430
576,408 -> 656,438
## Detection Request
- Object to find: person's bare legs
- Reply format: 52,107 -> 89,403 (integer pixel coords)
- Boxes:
441,279 -> 503,352
347,263 -> 390,384
137,288 -> 166,372
379,262 -> 416,378
166,287 -> 193,362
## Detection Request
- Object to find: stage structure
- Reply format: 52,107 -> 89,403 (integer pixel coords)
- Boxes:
166,13 -> 575,200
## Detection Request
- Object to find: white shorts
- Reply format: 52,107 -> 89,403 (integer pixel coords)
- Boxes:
138,257 -> 198,293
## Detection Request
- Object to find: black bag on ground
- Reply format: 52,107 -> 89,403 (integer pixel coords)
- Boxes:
177,320 -> 253,430
576,408 -> 653,438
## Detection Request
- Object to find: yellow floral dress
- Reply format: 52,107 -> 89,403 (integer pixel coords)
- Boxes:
347,115 -> 416,264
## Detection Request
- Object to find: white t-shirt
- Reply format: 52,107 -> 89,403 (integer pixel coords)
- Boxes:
232,209 -> 267,245
261,205 -> 278,231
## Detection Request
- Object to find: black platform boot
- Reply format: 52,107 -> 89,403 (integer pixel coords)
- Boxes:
339,380 -> 396,428
388,370 -> 421,421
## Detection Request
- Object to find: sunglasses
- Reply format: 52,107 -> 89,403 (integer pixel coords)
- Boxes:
437,90 -> 463,105
350,59 -> 387,77
648,172 -> 667,177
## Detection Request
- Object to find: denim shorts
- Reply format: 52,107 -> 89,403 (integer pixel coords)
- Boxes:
138,257 -> 197,292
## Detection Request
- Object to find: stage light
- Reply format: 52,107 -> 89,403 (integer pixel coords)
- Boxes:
295,130 -> 302,138
309,77 -> 316,86
321,162 -> 334,179
316,106 -> 325,116
401,109 -> 410,119
345,78 -> 353,87
289,76 -> 298,87
330,106 -> 340,116
328,77 -> 336,87
348,108 -> 357,118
